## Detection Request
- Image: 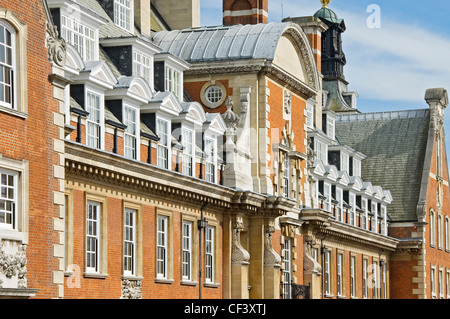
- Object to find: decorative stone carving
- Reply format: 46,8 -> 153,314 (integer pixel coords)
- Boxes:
284,90 -> 292,115
303,236 -> 321,274
0,241 -> 28,289
121,279 -> 142,299
43,0 -> 67,67
264,225 -> 281,267
416,200 -> 427,223
222,97 -> 240,131
231,219 -> 250,264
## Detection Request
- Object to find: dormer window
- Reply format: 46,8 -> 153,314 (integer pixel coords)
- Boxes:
123,105 -> 138,160
326,115 -> 335,140
340,152 -> 349,173
61,16 -> 96,62
114,0 -> 134,33
166,66 -> 181,99
157,117 -> 170,169
204,136 -> 216,183
133,50 -> 152,85
86,91 -> 103,149
181,127 -> 194,177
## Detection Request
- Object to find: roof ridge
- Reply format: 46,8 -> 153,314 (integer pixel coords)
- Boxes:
336,108 -> 430,123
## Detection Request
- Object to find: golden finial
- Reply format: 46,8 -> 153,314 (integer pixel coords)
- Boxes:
321,0 -> 331,7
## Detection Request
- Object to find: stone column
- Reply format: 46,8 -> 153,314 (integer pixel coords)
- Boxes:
263,223 -> 281,299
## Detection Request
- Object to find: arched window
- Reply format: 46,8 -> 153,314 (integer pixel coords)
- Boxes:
0,20 -> 15,109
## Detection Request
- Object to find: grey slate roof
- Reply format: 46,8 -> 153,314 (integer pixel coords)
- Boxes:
152,23 -> 291,63
335,109 -> 430,222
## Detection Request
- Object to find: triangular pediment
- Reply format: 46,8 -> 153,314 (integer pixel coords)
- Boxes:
338,171 -> 350,185
313,160 -> 326,176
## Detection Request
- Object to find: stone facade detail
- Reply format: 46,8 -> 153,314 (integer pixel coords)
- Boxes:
0,241 -> 28,289
121,279 -> 142,299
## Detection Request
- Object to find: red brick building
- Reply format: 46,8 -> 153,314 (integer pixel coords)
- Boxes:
0,0 -> 66,298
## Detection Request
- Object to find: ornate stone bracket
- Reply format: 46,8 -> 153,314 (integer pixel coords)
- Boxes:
121,279 -> 142,299
303,236 -> 322,274
264,224 -> 281,267
42,0 -> 67,68
231,219 -> 250,265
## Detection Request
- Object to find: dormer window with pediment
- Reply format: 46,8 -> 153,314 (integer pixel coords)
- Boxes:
48,1 -> 107,62
323,111 -> 336,141
154,54 -> 189,102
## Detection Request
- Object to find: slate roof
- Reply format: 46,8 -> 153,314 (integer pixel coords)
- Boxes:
335,109 -> 430,222
152,22 -> 291,63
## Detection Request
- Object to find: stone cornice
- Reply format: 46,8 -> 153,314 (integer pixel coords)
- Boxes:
65,141 -> 294,217
300,209 -> 399,252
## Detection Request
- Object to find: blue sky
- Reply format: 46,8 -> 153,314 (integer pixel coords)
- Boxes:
200,0 -> 450,150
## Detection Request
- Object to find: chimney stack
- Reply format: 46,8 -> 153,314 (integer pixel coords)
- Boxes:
152,0 -> 201,30
223,0 -> 268,26
134,0 -> 152,37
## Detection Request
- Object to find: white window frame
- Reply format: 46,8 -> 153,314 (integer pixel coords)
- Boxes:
362,197 -> 368,230
363,258 -> 368,299
326,115 -> 335,140
123,208 -> 136,276
337,253 -> 343,297
340,152 -> 349,173
157,215 -> 168,279
439,268 -> 444,299
114,0 -> 134,33
0,20 -> 16,110
438,214 -> 443,249
61,14 -> 97,62
86,201 -> 101,273
182,220 -> 193,281
431,265 -> 436,298
314,140 -> 328,164
85,90 -> 104,150
282,238 -> 292,299
381,205 -> 387,236
372,202 -> 378,233
0,168 -> 18,230
373,261 -> 378,299
445,217 -> 449,252
123,104 -> 139,160
323,182 -> 331,212
157,117 -> 170,169
324,249 -> 331,296
350,255 -> 356,298
133,49 -> 152,86
165,66 -> 181,99
335,187 -> 343,222
353,158 -> 361,177
430,210 -> 435,246
181,127 -> 195,177
204,136 -> 217,184
205,226 -> 215,284
349,192 -> 356,226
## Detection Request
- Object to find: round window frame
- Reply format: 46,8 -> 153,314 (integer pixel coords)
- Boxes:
200,81 -> 227,109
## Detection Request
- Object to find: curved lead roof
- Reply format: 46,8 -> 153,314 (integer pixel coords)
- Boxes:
151,22 -> 292,63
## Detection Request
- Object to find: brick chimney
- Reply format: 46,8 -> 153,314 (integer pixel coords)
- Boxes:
134,0 -> 152,37
223,0 -> 268,26
283,16 -> 328,73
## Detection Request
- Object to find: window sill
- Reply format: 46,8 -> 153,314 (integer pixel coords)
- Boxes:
204,282 -> 220,288
0,105 -> 28,120
154,278 -> 174,285
83,272 -> 108,279
0,229 -> 26,243
121,275 -> 143,281
181,280 -> 198,286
